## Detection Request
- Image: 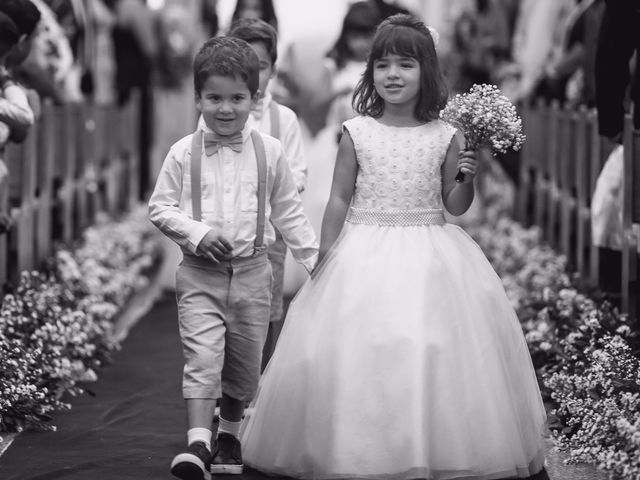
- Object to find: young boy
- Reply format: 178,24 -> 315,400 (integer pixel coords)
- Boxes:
201,18 -> 308,368
148,36 -> 317,480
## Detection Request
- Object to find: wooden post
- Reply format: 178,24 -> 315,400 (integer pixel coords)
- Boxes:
533,100 -> 549,232
517,102 -> 535,225
59,104 -> 78,244
574,107 -> 589,278
545,101 -> 561,248
10,123 -> 38,277
621,114 -> 638,320
558,107 -> 575,263
124,93 -> 141,208
588,111 -> 603,287
35,101 -> 55,264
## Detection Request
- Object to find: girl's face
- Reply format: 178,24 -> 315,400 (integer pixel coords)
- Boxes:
346,31 -> 374,62
237,0 -> 264,19
373,54 -> 421,109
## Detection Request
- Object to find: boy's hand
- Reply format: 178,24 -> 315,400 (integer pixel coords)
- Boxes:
196,231 -> 233,263
457,149 -> 479,183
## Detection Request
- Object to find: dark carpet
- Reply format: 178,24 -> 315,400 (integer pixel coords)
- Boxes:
0,292 -> 550,480
0,293 -> 290,480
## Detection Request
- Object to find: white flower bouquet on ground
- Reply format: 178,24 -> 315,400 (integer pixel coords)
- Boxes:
441,83 -> 525,182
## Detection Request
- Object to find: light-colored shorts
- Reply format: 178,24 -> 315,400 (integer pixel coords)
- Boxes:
175,252 -> 272,402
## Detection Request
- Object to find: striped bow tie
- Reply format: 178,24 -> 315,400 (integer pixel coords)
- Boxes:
203,131 -> 244,155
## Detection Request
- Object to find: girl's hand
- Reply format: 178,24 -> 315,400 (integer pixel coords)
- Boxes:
457,149 -> 479,183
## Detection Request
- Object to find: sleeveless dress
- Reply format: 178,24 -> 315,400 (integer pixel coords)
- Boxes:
241,116 -> 547,480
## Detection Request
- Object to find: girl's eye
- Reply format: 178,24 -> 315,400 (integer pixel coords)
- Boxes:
233,95 -> 245,102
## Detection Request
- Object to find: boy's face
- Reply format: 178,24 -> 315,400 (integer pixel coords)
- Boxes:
196,74 -> 258,136
250,41 -> 275,99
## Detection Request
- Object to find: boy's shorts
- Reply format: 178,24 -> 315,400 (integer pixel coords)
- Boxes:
176,252 -> 272,402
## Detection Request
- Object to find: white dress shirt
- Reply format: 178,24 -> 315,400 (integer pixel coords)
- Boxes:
149,123 -> 318,272
198,92 -> 307,192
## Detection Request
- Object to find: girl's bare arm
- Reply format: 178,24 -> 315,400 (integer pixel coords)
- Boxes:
318,130 -> 358,262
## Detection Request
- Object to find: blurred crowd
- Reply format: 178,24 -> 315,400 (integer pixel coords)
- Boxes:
446,0 -> 638,141
0,0 -> 637,238
0,0 -> 201,226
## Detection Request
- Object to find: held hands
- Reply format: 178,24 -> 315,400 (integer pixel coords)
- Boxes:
196,231 -> 233,263
455,149 -> 479,184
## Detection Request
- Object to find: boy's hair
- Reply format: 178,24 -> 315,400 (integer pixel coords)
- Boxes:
193,36 -> 260,96
0,12 -> 20,48
353,13 -> 448,122
326,1 -> 382,70
228,17 -> 278,65
0,0 -> 41,37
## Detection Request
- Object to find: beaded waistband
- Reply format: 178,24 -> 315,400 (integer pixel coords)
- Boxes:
346,207 -> 446,226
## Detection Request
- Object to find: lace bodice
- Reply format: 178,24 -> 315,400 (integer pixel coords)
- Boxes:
343,116 -> 456,211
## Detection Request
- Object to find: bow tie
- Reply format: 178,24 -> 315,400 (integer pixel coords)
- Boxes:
203,131 -> 244,155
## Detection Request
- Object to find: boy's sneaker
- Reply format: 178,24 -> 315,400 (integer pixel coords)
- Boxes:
210,433 -> 243,474
170,441 -> 212,480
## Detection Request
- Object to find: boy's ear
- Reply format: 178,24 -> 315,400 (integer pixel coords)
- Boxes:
194,92 -> 203,112
252,90 -> 261,104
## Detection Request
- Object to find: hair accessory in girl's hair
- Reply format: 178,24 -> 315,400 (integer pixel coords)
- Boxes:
427,26 -> 439,46
440,83 -> 525,182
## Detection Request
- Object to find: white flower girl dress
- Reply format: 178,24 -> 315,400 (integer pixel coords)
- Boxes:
241,116 -> 547,480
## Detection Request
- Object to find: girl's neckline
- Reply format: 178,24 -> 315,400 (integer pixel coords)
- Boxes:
369,117 -> 434,129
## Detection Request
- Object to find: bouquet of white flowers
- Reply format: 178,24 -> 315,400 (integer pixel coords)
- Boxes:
440,83 -> 525,182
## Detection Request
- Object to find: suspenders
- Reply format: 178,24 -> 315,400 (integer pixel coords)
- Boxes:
189,129 -> 268,256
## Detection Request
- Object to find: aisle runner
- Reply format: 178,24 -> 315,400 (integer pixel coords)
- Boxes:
0,294 -> 286,480
0,292 -> 560,480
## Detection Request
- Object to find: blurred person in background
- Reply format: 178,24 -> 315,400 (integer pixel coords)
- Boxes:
7,0 -> 77,104
450,0 -> 511,93
590,0 -> 639,298
595,0 -> 639,143
230,0 -> 278,32
201,0 -> 219,38
155,4 -> 196,90
533,0 -> 605,108
317,0 -> 382,135
105,0 -> 157,200
497,0 -> 574,104
0,10 -> 35,233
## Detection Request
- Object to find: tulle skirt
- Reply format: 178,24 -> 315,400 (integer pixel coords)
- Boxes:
241,221 -> 546,480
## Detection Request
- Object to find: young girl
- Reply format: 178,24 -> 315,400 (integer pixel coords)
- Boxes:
241,14 -> 548,480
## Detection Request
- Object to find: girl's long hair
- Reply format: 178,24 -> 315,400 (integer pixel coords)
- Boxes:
231,0 -> 278,32
326,1 -> 382,70
353,14 -> 448,122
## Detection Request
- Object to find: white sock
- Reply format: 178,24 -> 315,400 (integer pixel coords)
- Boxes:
217,416 -> 242,439
187,427 -> 212,450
